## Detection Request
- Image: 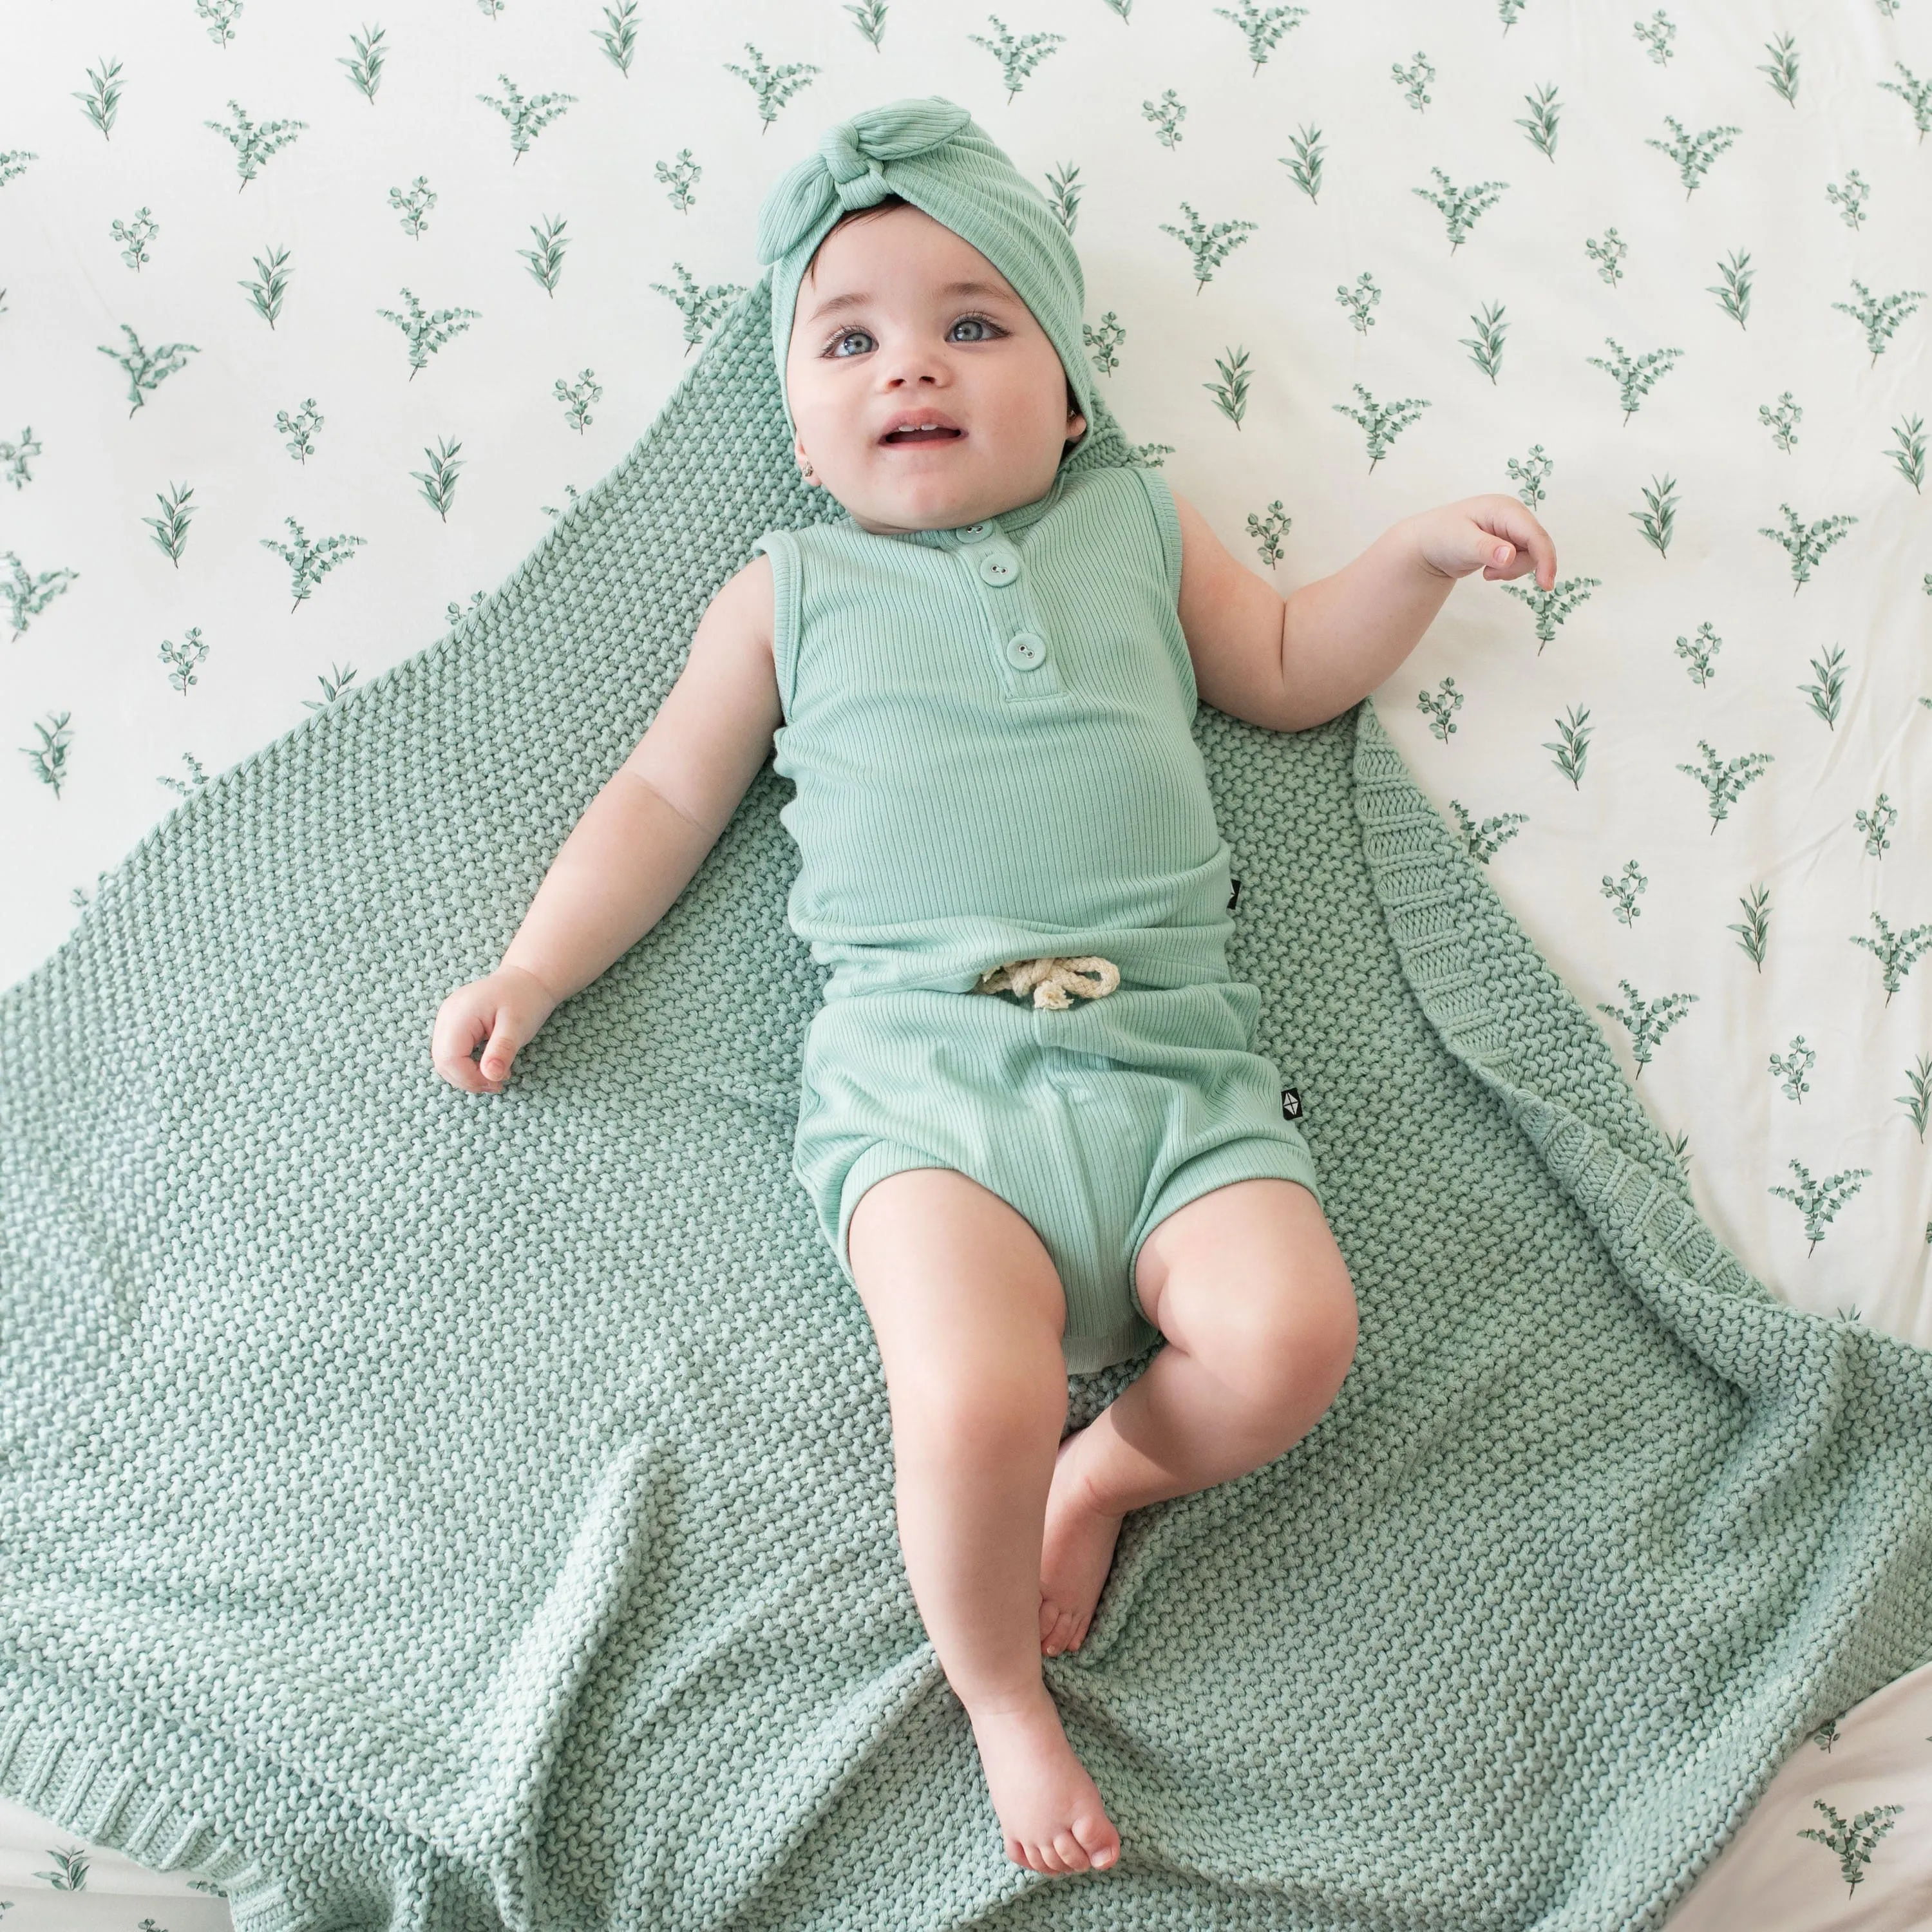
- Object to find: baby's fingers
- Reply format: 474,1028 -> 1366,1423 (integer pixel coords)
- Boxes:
431,1004 -> 498,1094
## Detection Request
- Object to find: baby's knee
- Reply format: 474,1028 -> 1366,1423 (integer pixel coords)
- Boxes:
889,1347 -> 1068,1459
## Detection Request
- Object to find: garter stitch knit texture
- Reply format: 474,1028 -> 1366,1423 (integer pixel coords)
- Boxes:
3,271 -> 1931,1932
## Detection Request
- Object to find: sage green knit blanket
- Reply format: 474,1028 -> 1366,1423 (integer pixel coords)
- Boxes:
4,278 -> 1930,1932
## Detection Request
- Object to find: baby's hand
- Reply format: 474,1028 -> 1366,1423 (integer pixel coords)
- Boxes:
430,965 -> 560,1094
1414,495 -> 1557,591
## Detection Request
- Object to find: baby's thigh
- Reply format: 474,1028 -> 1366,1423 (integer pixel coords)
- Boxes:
847,1166 -> 1069,1414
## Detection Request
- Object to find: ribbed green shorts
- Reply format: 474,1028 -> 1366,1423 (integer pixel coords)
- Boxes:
792,976 -> 1323,1373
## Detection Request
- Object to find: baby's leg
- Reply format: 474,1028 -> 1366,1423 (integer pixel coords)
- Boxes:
846,1166 -> 1122,1877
1039,1177 -> 1358,1656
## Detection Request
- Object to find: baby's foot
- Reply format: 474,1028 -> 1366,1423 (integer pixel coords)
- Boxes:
1039,1427 -> 1123,1656
968,1681 -> 1122,1875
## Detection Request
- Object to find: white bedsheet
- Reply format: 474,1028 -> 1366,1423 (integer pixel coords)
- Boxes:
3,0 -> 1927,1924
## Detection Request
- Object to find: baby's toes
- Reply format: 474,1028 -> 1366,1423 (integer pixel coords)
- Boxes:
1040,1604 -> 1074,1655
1073,1811 -> 1121,1869
1052,1830 -> 1091,1871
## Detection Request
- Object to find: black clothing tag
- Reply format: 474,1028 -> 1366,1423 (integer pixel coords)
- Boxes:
1227,877 -> 1242,912
1281,1086 -> 1302,1121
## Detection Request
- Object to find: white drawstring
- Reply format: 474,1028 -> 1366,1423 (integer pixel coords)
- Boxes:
971,955 -> 1121,1010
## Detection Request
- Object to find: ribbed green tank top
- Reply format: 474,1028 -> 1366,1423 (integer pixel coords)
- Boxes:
752,462 -> 1238,1002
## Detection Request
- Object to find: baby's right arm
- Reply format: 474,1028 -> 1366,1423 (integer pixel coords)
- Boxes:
431,554 -> 781,1093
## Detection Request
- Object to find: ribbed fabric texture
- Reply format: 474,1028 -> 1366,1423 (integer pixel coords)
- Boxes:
3,272 -> 1931,1932
754,463 -> 1232,1001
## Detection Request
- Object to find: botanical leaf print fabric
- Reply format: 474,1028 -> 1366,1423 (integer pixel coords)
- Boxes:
1,3 -> 1927,1926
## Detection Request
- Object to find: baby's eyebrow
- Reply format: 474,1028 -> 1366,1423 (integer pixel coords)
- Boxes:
805,279 -> 1018,324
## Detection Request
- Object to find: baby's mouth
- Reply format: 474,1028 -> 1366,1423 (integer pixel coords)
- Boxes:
880,426 -> 965,446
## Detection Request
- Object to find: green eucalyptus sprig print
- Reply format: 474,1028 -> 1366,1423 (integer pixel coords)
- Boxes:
299,661 -> 360,710
1084,311 -> 1124,376
97,323 -> 200,417
196,0 -> 243,48
595,0 -> 641,75
518,215 -> 568,295
1769,1034 -> 1814,1103
1333,383 -> 1430,473
1708,248 -> 1752,328
1595,978 -> 1697,1079
390,178 -> 435,237
240,243 -> 291,327
1544,703 -> 1591,786
1759,392 -> 1801,452
2,552 -> 80,638
1633,11 -> 1674,64
1586,339 -> 1683,425
1245,499 -> 1289,567
205,100 -> 308,190
0,151 -> 37,187
1855,793 -> 1895,857
1448,797 -> 1526,864
1850,910 -> 1931,1004
142,481 -> 195,566
1502,573 -> 1597,654
1160,202 -> 1259,292
1770,1164 -> 1870,1256
1584,228 -> 1627,288
1508,444 -> 1552,508
1417,675 -> 1462,741
477,74 -> 578,162
846,1 -> 887,49
377,288 -> 480,378
1338,274 -> 1381,336
259,516 -> 365,612
1412,166 -> 1508,252
1824,169 -> 1870,231
1206,347 -> 1251,428
1631,473 -> 1676,556
112,209 -> 158,271
1675,621 -> 1720,686
1644,115 -> 1741,199
411,435 -> 464,520
1876,61 -> 1932,138
967,17 -> 1065,102
156,750 -> 210,797
1391,53 -> 1434,113
1889,413 -> 1926,491
1601,860 -> 1645,924
159,626 -> 207,695
1831,279 -> 1927,366
1798,643 -> 1847,727
1758,32 -> 1799,106
1899,1054 -> 1931,1141
3,428 -> 41,489
22,712 -> 75,797
1045,160 -> 1082,231
1761,504 -> 1856,592
656,151 -> 699,213
340,23 -> 386,102
1515,81 -> 1559,158
1461,301 -> 1506,381
1213,1 -> 1305,77
276,398 -> 322,461
1144,90 -> 1186,147
1730,883 -> 1771,970
555,370 -> 601,433
1279,123 -> 1323,202
74,56 -> 124,140
649,263 -> 743,351
1676,739 -> 1773,834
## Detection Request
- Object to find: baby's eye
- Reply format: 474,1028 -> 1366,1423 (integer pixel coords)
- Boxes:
950,314 -> 1004,342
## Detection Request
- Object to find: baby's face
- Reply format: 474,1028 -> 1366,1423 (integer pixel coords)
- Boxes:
785,204 -> 1086,537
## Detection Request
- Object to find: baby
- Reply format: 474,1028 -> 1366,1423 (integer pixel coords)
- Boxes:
433,99 -> 1555,1880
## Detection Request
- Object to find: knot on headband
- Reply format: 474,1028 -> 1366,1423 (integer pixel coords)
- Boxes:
755,99 -> 972,269
753,95 -> 1095,449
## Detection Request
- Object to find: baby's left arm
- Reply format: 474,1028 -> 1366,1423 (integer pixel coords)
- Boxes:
1175,491 -> 1556,735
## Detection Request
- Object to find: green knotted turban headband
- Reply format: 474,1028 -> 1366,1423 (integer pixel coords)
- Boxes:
754,95 -> 1094,453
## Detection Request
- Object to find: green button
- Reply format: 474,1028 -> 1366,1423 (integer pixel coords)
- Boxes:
977,546 -> 1019,585
1004,630 -> 1046,669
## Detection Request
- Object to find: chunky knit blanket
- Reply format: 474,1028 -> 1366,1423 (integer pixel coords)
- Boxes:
4,276 -> 1930,1932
